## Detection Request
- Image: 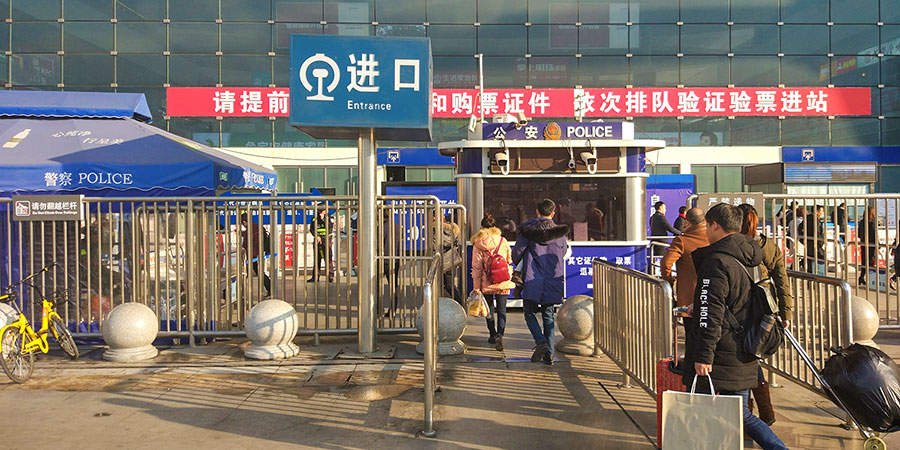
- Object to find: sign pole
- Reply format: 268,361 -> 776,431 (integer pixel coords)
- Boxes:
357,127 -> 377,353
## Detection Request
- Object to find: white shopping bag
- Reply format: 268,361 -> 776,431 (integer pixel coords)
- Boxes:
662,375 -> 743,450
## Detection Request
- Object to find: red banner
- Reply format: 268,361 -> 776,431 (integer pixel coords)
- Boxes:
166,87 -> 871,118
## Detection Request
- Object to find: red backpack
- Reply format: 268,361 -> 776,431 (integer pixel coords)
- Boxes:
487,238 -> 511,283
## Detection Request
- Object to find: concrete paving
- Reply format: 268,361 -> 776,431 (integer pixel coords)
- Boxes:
1,313 -> 898,449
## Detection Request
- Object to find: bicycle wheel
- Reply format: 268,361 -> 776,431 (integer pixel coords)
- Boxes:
0,327 -> 34,383
50,316 -> 78,360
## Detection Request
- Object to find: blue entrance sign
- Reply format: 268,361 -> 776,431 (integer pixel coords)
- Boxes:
289,34 -> 432,141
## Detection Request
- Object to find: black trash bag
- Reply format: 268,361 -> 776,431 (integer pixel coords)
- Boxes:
821,343 -> 900,432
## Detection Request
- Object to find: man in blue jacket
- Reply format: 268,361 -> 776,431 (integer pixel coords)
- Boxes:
513,198 -> 569,365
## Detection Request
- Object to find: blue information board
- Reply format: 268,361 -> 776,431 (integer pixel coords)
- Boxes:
289,34 -> 432,141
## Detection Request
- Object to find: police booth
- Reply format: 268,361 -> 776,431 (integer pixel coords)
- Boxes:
438,119 -> 665,300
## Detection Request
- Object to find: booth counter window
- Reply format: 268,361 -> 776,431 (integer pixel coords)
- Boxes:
482,178 -> 626,242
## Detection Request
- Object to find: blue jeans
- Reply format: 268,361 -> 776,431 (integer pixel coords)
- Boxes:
485,294 -> 508,337
695,382 -> 787,450
523,299 -> 555,352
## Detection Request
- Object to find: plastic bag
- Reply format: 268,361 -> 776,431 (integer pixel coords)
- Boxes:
821,343 -> 900,432
466,290 -> 492,319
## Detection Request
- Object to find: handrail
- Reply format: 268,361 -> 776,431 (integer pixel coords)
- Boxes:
420,253 -> 442,438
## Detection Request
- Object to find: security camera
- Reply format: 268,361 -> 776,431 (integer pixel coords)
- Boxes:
514,112 -> 528,129
580,151 -> 597,166
494,149 -> 511,175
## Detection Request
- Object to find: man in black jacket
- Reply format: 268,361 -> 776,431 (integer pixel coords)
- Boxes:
684,203 -> 787,450
650,201 -> 681,260
804,205 -> 826,274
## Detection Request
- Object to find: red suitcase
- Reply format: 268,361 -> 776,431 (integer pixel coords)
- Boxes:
656,309 -> 687,449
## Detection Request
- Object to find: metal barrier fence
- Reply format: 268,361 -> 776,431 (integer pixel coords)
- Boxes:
0,196 -> 467,340
592,257 -> 675,397
646,238 -> 671,277
764,270 -> 854,393
420,253 -> 441,438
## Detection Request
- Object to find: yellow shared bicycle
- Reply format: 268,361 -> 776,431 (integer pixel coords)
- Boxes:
0,263 -> 78,383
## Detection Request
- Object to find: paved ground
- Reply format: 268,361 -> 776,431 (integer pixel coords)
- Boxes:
1,313 -> 897,450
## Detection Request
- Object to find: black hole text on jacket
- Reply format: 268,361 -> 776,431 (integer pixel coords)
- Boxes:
699,278 -> 710,328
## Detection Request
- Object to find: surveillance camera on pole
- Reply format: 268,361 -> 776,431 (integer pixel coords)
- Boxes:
494,140 -> 511,175
581,150 -> 598,174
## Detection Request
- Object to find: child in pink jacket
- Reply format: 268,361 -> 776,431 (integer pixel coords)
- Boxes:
471,215 -> 516,351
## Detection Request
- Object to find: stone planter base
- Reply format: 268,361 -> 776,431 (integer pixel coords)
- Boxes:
416,339 -> 466,356
556,338 -> 593,356
103,345 -> 159,362
245,342 -> 300,360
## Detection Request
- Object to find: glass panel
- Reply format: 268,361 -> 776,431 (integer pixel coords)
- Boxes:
831,56 -> 878,86
633,117 -> 679,146
275,1 -> 323,22
12,23 -> 60,53
529,25 -> 574,55
222,0 -> 271,21
222,55 -> 271,86
529,56 -> 577,87
116,0 -> 165,21
482,56 -> 524,87
276,168 -> 300,193
222,118 -> 272,147
691,166 -> 715,193
631,56 -> 678,86
428,25 -> 476,55
681,25 -> 728,55
326,167 -> 351,195
781,25 -> 829,54
478,25 -> 526,56
682,117 -> 729,146
428,168 -> 455,182
782,117 -> 830,145
170,118 -> 219,146
10,54 -> 60,85
652,164 -> 680,175
324,1 -> 372,23
832,25 -> 878,54
434,56 -> 477,88
431,118 -> 467,142
0,0 -> 7,20
274,118 -> 324,147
170,23 -> 218,53
482,177 -> 628,241
878,166 -> 900,193
579,56 -> 628,86
884,27 -> 900,53
222,24 -> 271,54
680,56 -> 729,87
275,23 -> 322,53
883,119 -> 900,145
831,118 -> 880,145
427,0 -> 475,23
169,55 -> 218,86
782,0 -> 828,23
581,0 -> 629,23
117,22 -> 166,53
883,57 -> 900,86
13,0 -> 59,20
64,54 -> 113,84
731,25 -> 778,54
375,24 -> 426,37
300,168 -> 326,192
731,118 -> 779,145
831,0 -> 877,23
65,0 -> 112,20
274,55 -> 290,86
781,56 -> 830,86
680,0 -> 728,23
629,25 -> 678,55
117,86 -> 164,117
405,168 -> 427,182
732,0 -> 778,23
170,0 -> 218,21
579,24 -> 628,55
732,57 -> 779,86
529,0 -> 574,24
478,0 -> 526,24
717,166 -> 744,192
883,0 -> 900,23
377,0 -> 424,22
64,22 -> 112,53
0,24 -> 8,52
324,23 -> 372,36
884,87 -> 900,117
634,0 -> 678,23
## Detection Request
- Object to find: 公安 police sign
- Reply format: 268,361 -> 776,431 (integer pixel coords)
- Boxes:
289,34 -> 432,141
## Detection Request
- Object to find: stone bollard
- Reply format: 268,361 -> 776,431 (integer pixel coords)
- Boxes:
244,299 -> 300,360
416,297 -> 466,356
556,295 -> 595,356
851,296 -> 880,348
103,303 -> 159,362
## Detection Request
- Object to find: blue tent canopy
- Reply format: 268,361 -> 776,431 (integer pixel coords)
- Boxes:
0,91 -> 276,197
0,91 -> 152,122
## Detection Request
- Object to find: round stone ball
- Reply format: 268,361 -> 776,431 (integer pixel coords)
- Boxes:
851,296 -> 880,345
558,295 -> 594,342
0,303 -> 18,329
416,297 -> 467,343
245,299 -> 299,348
102,303 -> 159,350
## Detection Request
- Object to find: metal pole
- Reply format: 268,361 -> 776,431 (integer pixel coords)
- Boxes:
477,53 -> 484,125
358,128 -> 377,353
421,281 -> 436,437
186,200 -> 196,347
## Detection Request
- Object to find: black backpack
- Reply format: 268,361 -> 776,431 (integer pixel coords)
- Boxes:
724,256 -> 785,360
